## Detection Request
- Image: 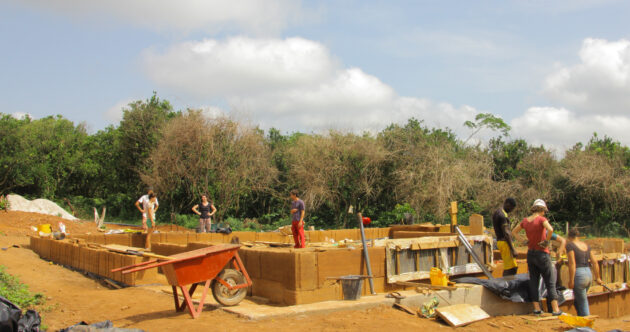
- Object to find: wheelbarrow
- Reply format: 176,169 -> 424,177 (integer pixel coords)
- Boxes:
112,244 -> 252,318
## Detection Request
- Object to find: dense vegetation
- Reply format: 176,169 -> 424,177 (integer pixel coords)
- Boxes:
2,94 -> 630,236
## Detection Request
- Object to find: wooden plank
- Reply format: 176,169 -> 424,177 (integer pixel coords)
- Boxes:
436,303 -> 490,327
393,303 -> 416,315
395,280 -> 458,291
100,244 -> 146,254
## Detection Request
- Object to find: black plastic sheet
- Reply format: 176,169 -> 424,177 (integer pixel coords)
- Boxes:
456,273 -> 565,305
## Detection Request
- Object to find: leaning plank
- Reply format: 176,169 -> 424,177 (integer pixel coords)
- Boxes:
436,303 -> 490,327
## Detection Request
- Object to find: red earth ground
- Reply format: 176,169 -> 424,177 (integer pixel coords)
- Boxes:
1,211 -> 629,331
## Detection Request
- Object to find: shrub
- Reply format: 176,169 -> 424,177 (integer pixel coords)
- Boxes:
0,195 -> 9,211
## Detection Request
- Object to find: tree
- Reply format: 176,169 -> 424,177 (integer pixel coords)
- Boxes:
284,131 -> 389,228
0,114 -> 32,194
117,93 -> 176,195
379,119 -> 494,221
144,111 -> 277,219
488,137 -> 530,180
6,115 -> 91,197
464,113 -> 511,144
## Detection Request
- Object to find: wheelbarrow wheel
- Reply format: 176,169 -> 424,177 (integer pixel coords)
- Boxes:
212,269 -> 247,306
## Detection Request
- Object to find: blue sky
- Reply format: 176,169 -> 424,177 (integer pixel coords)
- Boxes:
2,0 -> 630,151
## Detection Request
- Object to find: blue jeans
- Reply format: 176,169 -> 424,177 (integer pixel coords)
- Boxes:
573,267 -> 592,316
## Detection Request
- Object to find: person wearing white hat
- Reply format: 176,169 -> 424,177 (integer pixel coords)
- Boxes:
511,199 -> 562,316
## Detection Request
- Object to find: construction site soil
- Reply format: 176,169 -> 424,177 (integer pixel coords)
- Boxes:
1,211 -> 629,331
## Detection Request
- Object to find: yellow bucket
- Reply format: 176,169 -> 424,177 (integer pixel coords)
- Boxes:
37,224 -> 52,234
430,267 -> 449,286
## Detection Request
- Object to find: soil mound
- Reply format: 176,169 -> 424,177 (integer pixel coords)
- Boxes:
6,194 -> 77,220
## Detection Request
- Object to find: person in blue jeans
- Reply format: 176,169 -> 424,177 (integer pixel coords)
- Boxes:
566,228 -> 603,316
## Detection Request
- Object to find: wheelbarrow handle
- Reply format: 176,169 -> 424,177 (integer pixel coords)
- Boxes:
111,258 -> 158,273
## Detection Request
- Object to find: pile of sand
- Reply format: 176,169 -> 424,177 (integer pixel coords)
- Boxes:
6,194 -> 78,221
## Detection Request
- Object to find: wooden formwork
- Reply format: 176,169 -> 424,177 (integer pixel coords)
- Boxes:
29,236 -> 161,286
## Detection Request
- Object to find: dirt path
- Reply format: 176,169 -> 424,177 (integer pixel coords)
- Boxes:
1,211 -> 629,331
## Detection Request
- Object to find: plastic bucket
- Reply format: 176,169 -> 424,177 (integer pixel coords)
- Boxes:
430,267 -> 448,286
37,224 -> 52,234
340,275 -> 363,300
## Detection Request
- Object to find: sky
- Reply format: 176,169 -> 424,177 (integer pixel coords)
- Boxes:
1,0 -> 630,152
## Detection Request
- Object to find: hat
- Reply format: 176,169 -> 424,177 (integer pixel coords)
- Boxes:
532,199 -> 548,211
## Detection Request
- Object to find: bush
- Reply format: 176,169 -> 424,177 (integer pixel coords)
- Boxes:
373,203 -> 417,227
173,214 -> 199,230
0,195 -> 9,211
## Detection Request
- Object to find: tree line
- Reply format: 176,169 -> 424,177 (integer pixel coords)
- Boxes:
1,94 -> 629,236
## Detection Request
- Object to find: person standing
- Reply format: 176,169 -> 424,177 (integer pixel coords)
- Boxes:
566,228 -> 603,316
135,189 -> 159,231
289,189 -> 306,249
192,194 -> 217,233
135,190 -> 158,249
492,198 -> 519,276
512,199 -> 562,316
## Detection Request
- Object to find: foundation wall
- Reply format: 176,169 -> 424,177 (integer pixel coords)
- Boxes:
30,225 -> 493,306
556,289 -> 630,318
150,234 -> 491,305
72,233 -> 147,248
147,227 -> 392,247
29,236 -> 161,286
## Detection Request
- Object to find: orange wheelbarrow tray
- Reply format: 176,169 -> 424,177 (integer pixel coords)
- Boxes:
112,244 -> 252,318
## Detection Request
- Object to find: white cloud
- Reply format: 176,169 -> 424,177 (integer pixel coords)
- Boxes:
143,37 -> 337,97
509,38 -> 630,152
143,36 -> 478,134
544,38 -> 630,116
104,99 -> 132,123
11,112 -> 33,120
197,105 -> 226,119
511,106 -> 630,152
13,0 -> 305,35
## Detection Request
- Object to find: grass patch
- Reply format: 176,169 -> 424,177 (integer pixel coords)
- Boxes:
0,265 -> 45,309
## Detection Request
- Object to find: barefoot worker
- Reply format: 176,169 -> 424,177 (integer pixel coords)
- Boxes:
289,189 -> 306,248
192,194 -> 217,233
492,197 -> 518,276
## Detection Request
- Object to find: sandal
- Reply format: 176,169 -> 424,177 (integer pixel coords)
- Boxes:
386,292 -> 406,300
552,311 -> 563,316
533,310 -> 543,315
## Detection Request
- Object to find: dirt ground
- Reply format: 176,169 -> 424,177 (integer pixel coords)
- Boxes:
1,211 -> 629,331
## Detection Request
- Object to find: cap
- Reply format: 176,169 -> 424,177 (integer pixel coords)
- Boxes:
532,199 -> 548,211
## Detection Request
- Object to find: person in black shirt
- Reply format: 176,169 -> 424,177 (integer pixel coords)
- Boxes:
192,194 -> 217,233
566,228 -> 602,316
492,198 -> 518,276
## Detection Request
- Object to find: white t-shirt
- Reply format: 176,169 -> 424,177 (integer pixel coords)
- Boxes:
138,195 -> 158,212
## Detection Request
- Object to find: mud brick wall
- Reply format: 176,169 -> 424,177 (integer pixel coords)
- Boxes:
145,227 -> 401,305
73,233 -> 147,248
237,246 -> 405,305
559,289 -> 630,318
150,238 -> 402,305
29,236 -> 159,286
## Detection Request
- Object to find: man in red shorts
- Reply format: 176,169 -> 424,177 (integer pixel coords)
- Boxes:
289,189 -> 306,248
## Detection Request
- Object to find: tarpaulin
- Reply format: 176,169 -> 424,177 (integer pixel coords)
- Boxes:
456,273 -> 565,305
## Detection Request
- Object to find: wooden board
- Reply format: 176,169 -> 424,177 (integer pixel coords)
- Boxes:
100,244 -> 146,254
435,303 -> 490,327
